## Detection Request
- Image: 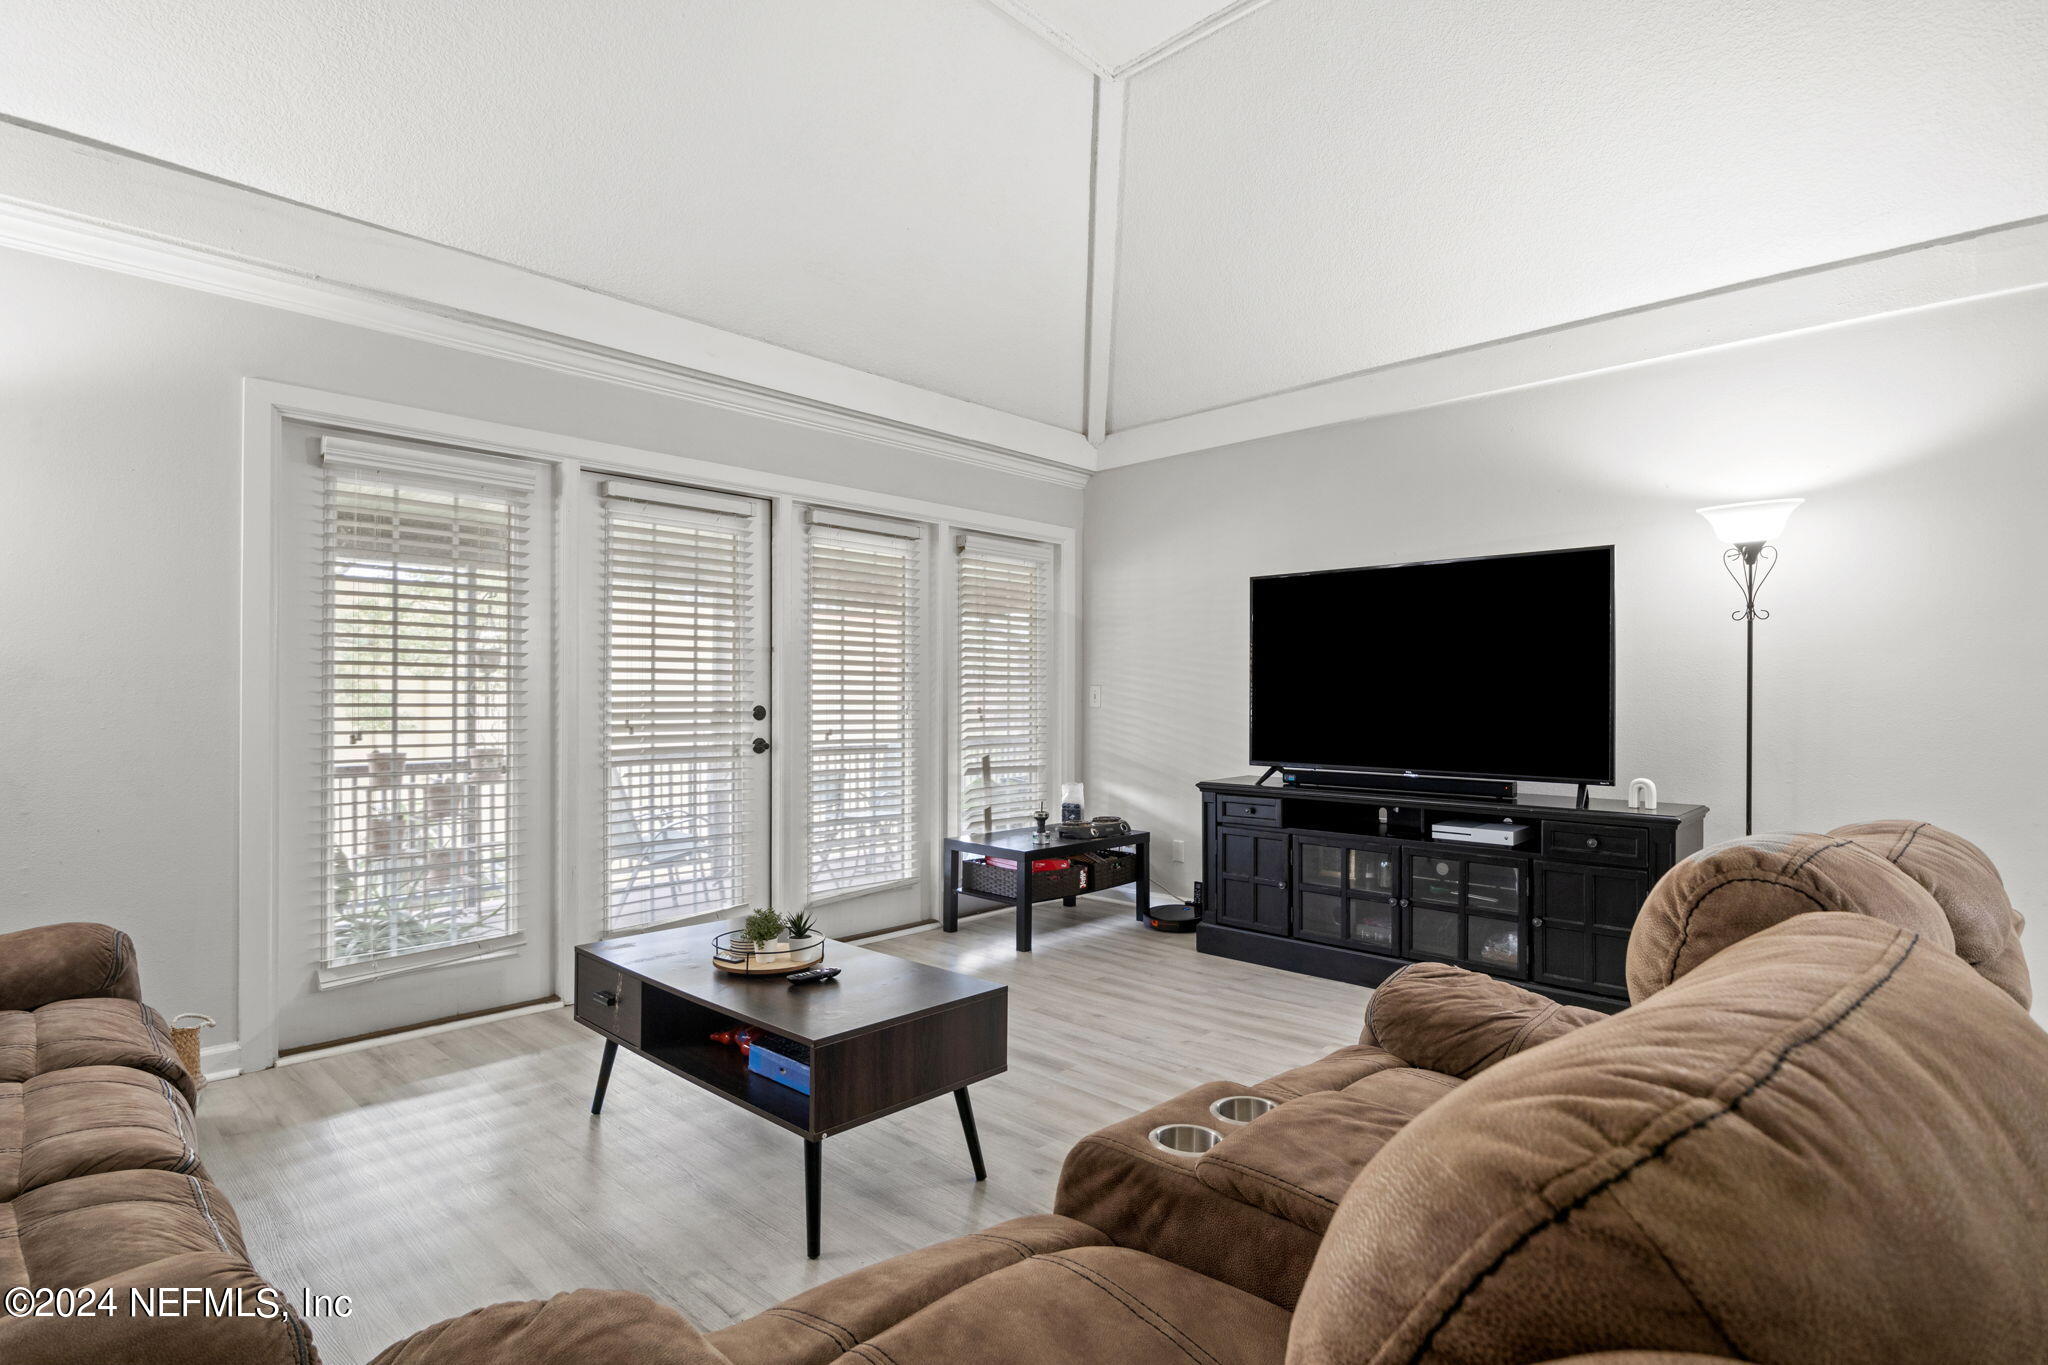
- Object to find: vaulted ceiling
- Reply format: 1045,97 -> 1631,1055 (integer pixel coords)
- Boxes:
3,0 -> 2045,471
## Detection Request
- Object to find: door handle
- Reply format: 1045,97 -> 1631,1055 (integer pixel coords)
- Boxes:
752,704 -> 768,721
751,738 -> 770,754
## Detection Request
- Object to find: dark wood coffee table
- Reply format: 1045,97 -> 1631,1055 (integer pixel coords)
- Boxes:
574,922 -> 1006,1258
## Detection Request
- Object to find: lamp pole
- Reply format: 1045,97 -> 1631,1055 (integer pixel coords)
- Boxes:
1697,499 -> 1802,839
1725,541 -> 1775,836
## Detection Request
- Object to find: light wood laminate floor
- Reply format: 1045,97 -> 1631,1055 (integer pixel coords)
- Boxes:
199,897 -> 1371,1364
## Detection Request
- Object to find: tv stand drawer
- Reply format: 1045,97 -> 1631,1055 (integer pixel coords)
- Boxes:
1216,796 -> 1281,825
1541,822 -> 1648,867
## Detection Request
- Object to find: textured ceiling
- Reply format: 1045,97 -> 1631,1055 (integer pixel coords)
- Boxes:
1111,0 -> 2048,427
0,0 -> 1094,428
3,0 -> 2045,447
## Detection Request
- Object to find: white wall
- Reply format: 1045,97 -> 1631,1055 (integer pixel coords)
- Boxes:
1083,283 -> 2048,1009
0,247 -> 1082,1046
1112,0 -> 2048,427
0,0 -> 1096,426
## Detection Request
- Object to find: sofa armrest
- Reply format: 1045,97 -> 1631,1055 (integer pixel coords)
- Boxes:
1365,961 -> 1605,1078
372,1290 -> 729,1365
0,1251 -> 315,1364
0,923 -> 142,1012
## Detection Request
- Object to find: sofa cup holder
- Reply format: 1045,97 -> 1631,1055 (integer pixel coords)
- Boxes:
1208,1095 -> 1276,1125
1148,1123 -> 1224,1155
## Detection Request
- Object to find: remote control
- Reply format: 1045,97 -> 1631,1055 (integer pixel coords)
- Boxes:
786,966 -> 840,985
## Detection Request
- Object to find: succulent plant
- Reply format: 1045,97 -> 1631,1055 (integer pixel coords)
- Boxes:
742,908 -> 787,947
785,911 -> 818,941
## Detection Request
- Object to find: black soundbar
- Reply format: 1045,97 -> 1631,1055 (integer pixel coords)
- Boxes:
1275,768 -> 1517,802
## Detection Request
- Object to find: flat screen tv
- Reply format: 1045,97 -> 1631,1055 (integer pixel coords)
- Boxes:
1250,545 -> 1614,786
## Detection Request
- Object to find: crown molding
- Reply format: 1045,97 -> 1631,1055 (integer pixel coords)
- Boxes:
1097,214 -> 2048,469
0,122 -> 1095,488
1082,78 -> 1126,444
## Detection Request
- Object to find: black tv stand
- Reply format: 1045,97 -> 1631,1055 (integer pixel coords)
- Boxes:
1197,776 -> 1705,1011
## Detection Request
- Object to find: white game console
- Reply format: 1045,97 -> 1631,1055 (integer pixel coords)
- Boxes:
1432,819 -> 1531,847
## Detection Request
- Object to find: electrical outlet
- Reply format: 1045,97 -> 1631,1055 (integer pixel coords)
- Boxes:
1088,685 -> 1102,708
1172,839 -> 1186,863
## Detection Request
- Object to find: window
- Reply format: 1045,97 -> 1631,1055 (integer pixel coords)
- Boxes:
318,445 -> 535,967
956,534 -> 1055,836
802,508 -> 924,898
599,481 -> 769,931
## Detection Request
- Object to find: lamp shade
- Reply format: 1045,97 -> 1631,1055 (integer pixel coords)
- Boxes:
1696,498 -> 1803,545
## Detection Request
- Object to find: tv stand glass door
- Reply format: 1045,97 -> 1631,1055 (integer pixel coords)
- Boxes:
1292,835 -> 1398,952
1403,852 -> 1529,976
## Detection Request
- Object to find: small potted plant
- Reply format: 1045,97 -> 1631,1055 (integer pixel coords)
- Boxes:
742,908 -> 787,950
718,909 -> 825,974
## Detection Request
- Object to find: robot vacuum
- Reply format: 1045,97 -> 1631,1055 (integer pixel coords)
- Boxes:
1144,902 -> 1201,934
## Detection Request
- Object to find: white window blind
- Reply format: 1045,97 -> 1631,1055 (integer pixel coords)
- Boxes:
600,482 -> 764,930
803,508 -> 924,898
957,534 -> 1055,837
318,444 -> 535,967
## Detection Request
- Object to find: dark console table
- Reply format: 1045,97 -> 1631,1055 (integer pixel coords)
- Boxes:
575,922 -> 1006,1258
943,827 -> 1151,951
1197,777 -> 1705,1011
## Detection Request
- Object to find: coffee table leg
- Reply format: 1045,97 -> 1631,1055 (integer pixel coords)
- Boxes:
805,1138 -> 822,1259
1015,867 -> 1033,952
590,1040 -> 618,1115
954,1088 -> 987,1181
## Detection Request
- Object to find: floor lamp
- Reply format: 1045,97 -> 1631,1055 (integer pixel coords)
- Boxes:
1696,498 -> 1804,836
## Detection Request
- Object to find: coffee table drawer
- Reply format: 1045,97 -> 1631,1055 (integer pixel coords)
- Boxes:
575,952 -> 642,1047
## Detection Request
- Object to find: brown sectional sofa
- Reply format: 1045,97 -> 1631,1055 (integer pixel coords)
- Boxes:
9,820 -> 2045,1363
0,923 -> 313,1365
372,818 -> 2048,1363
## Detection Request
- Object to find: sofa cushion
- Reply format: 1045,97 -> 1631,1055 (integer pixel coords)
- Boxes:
0,1168 -> 248,1289
1831,819 -> 2031,1006
1626,831 -> 1952,1000
711,1215 -> 1107,1365
0,1250 -> 316,1365
1291,915 -> 2048,1365
842,1245 -> 1289,1365
1196,1068 -> 1457,1234
1251,1043 -> 1407,1101
0,999 -> 195,1105
0,1066 -> 203,1201
373,1287 -> 713,1365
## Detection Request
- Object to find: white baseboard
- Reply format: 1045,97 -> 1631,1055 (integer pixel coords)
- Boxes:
198,1040 -> 243,1082
274,998 -> 566,1068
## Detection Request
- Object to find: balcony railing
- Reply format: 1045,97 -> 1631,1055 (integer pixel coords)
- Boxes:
327,751 -> 514,965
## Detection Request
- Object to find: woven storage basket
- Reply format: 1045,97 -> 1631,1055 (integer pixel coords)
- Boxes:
1076,850 -> 1140,893
962,857 -> 1085,902
170,1013 -> 214,1087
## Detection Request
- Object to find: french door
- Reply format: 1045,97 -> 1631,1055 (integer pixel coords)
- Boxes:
587,476 -> 773,934
276,426 -> 557,1053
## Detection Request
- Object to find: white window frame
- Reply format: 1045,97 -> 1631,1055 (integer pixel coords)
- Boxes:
240,380 -> 1077,1072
